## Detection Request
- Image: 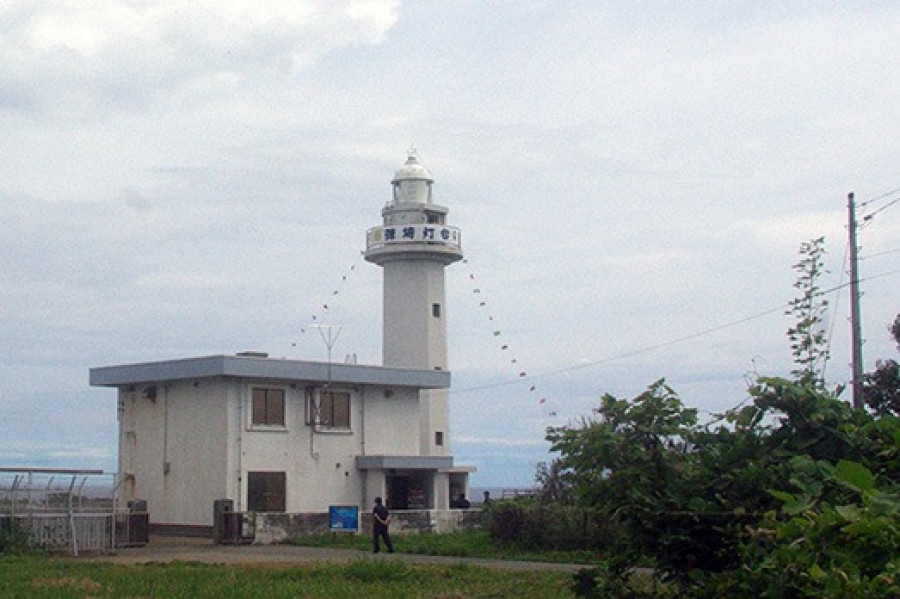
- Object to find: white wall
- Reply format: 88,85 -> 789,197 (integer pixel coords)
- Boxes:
120,388 -> 164,514
419,388 -> 450,456
234,382 -> 439,512
164,380 -> 228,524
121,380 -> 228,526
120,375 -> 454,523
382,260 -> 449,370
362,386 -> 421,456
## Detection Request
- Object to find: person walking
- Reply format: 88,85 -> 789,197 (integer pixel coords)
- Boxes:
372,496 -> 394,553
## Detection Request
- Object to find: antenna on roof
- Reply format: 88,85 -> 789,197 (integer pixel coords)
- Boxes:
308,324 -> 343,459
311,324 -> 342,388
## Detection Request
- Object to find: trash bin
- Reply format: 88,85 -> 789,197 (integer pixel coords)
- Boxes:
212,499 -> 234,544
116,499 -> 149,547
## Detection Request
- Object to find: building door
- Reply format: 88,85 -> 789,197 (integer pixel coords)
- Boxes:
247,471 -> 286,512
387,476 -> 409,510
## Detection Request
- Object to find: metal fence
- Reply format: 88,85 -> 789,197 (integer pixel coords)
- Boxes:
0,467 -> 122,555
3,512 -> 115,554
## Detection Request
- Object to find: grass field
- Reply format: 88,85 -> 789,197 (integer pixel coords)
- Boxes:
0,555 -> 577,598
289,529 -> 603,565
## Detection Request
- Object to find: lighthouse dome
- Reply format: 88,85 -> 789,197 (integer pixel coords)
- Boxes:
391,151 -> 433,204
393,152 -> 434,183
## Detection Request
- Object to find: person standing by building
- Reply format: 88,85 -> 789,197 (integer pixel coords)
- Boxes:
372,496 -> 394,553
451,493 -> 470,509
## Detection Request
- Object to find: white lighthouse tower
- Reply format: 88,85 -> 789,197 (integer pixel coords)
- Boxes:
365,150 -> 463,465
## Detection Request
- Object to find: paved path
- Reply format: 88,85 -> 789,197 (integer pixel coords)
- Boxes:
79,536 -> 586,573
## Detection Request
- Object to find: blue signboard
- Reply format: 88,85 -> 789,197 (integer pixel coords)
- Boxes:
329,505 -> 359,533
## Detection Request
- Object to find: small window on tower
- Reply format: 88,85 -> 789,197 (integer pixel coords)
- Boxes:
432,303 -> 441,318
435,431 -> 444,446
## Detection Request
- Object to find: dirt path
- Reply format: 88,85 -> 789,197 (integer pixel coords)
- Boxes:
77,536 -> 586,573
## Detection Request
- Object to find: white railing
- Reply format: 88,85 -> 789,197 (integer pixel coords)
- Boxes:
4,512 -> 119,555
1,467 -> 120,555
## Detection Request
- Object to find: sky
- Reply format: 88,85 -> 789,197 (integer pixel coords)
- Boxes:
2,1 -> 899,488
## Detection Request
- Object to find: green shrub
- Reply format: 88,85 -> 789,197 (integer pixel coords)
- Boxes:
487,500 -> 624,553
0,518 -> 32,555
697,459 -> 900,598
487,501 -> 527,544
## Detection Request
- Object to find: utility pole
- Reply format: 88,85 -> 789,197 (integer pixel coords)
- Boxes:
847,192 -> 864,409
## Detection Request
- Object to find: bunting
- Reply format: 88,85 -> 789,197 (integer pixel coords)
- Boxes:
460,259 -> 559,420
289,258 -> 361,352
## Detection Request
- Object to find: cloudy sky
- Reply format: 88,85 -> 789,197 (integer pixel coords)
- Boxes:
2,1 -> 899,488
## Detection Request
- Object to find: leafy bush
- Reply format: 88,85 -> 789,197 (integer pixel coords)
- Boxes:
698,459 -> 900,597
487,501 -> 528,545
0,518 -> 32,555
533,249 -> 900,595
487,500 -> 623,552
539,375 -> 900,595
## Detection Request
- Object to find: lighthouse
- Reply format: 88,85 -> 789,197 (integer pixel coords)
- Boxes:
90,149 -> 473,524
365,151 -> 463,462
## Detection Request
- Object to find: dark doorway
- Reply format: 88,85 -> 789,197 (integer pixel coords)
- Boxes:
387,476 -> 409,510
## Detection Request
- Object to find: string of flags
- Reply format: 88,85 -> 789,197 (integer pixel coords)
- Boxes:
290,254 -> 559,420
290,257 -> 362,349
462,259 -> 558,419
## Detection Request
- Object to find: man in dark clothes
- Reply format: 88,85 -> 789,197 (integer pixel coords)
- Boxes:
452,493 -> 470,509
372,496 -> 394,553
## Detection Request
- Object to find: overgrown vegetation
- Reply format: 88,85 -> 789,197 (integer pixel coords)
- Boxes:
531,377 -> 900,597
0,519 -> 35,556
862,313 -> 900,416
785,236 -> 830,385
518,238 -> 900,597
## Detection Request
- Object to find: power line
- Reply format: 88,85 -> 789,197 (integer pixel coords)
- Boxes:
860,186 -> 900,207
863,268 -> 900,283
861,197 -> 899,225
455,270 -> 900,395
822,238 -> 850,380
457,305 -> 787,394
861,248 -> 900,260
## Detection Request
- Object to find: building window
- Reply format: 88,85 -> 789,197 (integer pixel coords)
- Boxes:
435,431 -> 444,446
312,390 -> 351,430
247,471 -> 286,512
251,387 -> 285,427
432,303 -> 441,318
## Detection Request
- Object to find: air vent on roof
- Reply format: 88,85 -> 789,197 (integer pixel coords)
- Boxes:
236,351 -> 269,358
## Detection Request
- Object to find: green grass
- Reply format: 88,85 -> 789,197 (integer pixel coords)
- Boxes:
0,554 -> 576,598
289,529 -> 604,565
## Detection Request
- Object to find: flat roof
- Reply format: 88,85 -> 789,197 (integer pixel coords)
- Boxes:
90,354 -> 450,389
